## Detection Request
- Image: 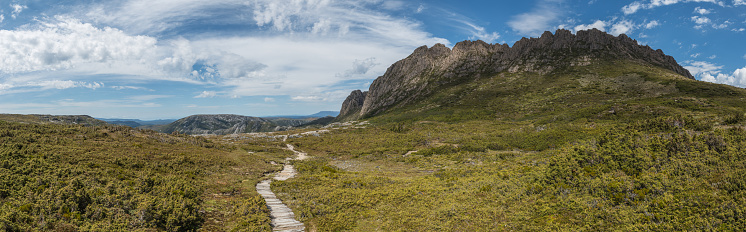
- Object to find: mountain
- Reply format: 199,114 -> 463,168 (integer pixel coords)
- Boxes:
0,114 -> 108,126
101,111 -> 339,135
337,29 -> 697,122
158,114 -> 279,135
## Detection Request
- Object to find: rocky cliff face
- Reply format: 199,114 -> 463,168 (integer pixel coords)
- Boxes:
337,90 -> 367,121
338,29 -> 694,121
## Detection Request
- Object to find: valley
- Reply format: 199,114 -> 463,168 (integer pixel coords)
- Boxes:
2,29 -> 746,231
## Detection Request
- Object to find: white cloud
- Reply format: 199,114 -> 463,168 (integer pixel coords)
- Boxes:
337,58 -> 379,78
53,99 -> 162,108
508,0 -> 564,36
195,36 -> 414,98
623,0 -> 724,14
622,2 -> 643,14
250,0 -> 447,47
291,95 -> 326,102
645,20 -> 661,29
684,60 -> 723,76
610,20 -> 636,35
31,80 -> 102,90
112,85 -> 151,91
264,97 -> 275,102
85,0 -> 249,35
694,7 -> 712,14
712,20 -> 731,29
574,20 -> 607,32
708,55 -> 717,59
691,16 -> 711,25
380,1 -> 405,10
571,20 -> 637,36
0,14 -> 4,23
10,4 -> 27,19
127,95 -> 171,101
685,61 -> 746,87
416,4 -> 425,13
734,0 -> 745,5
194,91 -> 217,98
700,67 -> 746,87
0,16 -> 158,74
461,21 -> 501,43
691,53 -> 701,58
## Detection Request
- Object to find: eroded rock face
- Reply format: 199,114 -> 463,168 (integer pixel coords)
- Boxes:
337,90 -> 367,121
337,29 -> 694,121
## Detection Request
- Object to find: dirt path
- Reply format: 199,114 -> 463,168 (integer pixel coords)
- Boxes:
255,144 -> 308,232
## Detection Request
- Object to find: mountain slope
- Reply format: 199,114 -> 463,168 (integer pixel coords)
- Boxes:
160,114 -> 277,135
0,114 -> 108,126
338,29 -> 699,122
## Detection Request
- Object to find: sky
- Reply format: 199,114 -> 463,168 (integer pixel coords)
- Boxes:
0,0 -> 744,120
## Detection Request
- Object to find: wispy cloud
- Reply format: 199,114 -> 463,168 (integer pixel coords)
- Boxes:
112,85 -> 152,91
574,20 -> 607,32
291,95 -> 326,102
194,91 -> 217,98
337,58 -> 379,78
684,60 -> 723,76
250,0 -> 447,46
10,4 -> 27,19
623,0 -> 725,14
508,0 -> 565,36
570,19 -> 639,36
645,20 -> 661,29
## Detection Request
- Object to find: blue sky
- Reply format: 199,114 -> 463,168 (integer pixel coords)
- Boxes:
0,0 -> 744,120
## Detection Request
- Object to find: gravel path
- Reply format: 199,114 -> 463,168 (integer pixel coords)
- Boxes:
255,144 -> 308,232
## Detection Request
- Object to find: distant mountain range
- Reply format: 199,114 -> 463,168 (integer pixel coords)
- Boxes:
98,111 -> 339,135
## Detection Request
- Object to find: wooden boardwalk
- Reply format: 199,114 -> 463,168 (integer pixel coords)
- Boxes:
255,144 -> 308,232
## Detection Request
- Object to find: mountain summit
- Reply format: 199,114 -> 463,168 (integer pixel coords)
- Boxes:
337,29 -> 694,121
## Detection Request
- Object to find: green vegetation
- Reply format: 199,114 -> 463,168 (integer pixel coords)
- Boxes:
3,60 -> 746,231
0,121 -> 291,231
262,62 -> 746,231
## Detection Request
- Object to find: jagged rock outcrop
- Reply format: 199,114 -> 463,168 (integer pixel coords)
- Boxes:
338,29 -> 694,121
336,90 -> 367,121
161,114 -> 276,135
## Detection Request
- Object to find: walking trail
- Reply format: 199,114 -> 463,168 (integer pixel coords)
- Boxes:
255,144 -> 309,232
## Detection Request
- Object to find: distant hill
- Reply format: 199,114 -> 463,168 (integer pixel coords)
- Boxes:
99,118 -> 177,127
156,114 -> 276,135
0,114 -> 108,126
263,111 -> 339,119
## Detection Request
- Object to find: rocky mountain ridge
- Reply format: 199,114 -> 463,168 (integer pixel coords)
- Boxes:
160,114 -> 274,135
337,29 -> 694,121
157,112 -> 339,135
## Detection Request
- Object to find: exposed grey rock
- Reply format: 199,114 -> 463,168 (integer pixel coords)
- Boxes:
161,114 -> 276,135
337,90 -> 367,121
336,29 -> 694,121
